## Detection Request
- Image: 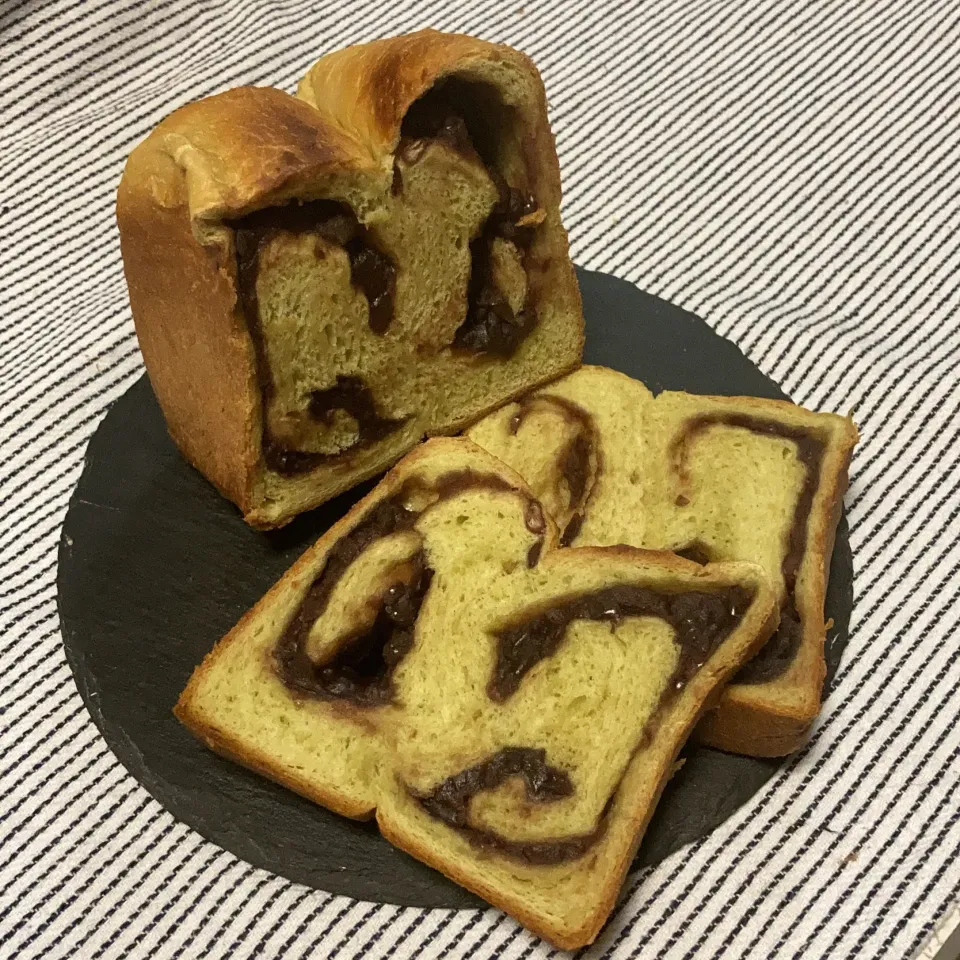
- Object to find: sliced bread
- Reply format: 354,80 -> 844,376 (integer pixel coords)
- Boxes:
176,437 -> 777,947
467,366 -> 858,756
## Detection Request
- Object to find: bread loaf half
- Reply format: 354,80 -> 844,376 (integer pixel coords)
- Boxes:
467,366 -> 858,756
176,437 -> 777,947
117,30 -> 583,528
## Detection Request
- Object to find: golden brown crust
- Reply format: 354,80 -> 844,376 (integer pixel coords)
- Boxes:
297,30 -> 558,197
117,158 -> 259,512
128,86 -> 372,221
695,691 -> 815,757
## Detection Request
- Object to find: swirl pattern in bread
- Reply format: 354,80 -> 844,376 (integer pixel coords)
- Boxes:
467,365 -> 859,756
176,437 -> 777,947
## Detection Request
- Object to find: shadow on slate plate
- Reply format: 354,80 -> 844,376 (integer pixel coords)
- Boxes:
57,266 -> 852,909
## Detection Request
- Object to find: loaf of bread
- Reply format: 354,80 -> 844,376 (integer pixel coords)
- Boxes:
117,30 -> 583,528
176,437 -> 777,947
467,366 -> 858,757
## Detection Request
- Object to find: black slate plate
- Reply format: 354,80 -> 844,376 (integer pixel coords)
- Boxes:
57,266 -> 852,909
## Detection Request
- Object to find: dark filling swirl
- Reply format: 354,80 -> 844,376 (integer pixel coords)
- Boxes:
415,582 -> 753,862
490,584 -> 754,703
274,470 -> 540,706
400,90 -> 541,358
232,200 -> 401,476
413,747 -> 606,865
671,414 -> 825,684
509,394 -> 600,545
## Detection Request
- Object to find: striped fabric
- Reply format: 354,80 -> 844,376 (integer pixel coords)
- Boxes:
1,0 -> 958,957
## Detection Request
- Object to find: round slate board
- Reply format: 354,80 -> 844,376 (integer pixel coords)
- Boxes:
57,266 -> 852,909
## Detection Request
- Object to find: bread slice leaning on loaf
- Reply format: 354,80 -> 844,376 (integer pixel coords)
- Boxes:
467,365 -> 858,757
176,436 -> 778,948
117,30 -> 583,528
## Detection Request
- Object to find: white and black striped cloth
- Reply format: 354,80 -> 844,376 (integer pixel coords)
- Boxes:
2,1 -> 958,957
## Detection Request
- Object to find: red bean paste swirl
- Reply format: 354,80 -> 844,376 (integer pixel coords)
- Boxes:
400,84 -> 541,358
509,394 -> 600,546
412,747 -> 607,865
452,176 -> 539,358
231,200 -> 400,475
274,470 -> 544,705
490,583 -> 754,702
671,414 -> 825,684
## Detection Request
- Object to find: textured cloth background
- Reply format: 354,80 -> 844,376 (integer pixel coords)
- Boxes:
1,1 -> 959,957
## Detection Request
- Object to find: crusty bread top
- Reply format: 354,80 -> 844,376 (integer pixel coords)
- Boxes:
121,86 -> 375,227
297,30 -> 560,205
117,31 -> 582,527
123,30 -> 558,231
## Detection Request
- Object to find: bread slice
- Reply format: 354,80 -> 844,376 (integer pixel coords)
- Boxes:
117,30 -> 583,529
466,366 -> 858,757
176,437 -> 777,948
